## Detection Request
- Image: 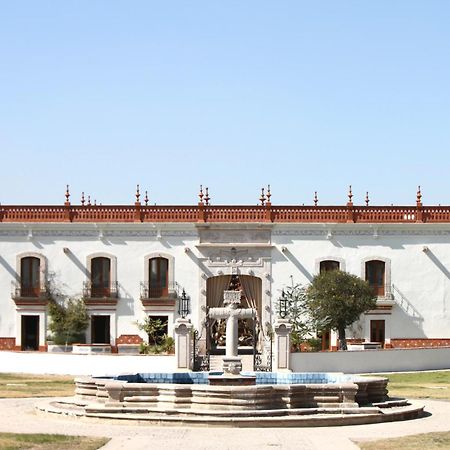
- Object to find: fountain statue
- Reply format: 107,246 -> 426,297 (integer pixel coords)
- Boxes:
208,290 -> 256,377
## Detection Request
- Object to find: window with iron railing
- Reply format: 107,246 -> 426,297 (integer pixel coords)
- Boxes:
142,257 -> 169,298
365,260 -> 386,296
20,256 -> 40,297
90,257 -> 111,297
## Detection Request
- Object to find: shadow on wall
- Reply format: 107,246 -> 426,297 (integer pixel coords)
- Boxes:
391,284 -> 424,324
275,247 -> 313,282
424,248 -> 450,279
116,284 -> 136,316
63,248 -> 90,277
0,255 -> 18,281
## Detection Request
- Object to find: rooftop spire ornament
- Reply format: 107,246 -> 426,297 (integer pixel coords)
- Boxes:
87,195 -> 91,206
135,184 -> 140,203
348,185 -> 353,203
144,191 -> 149,206
416,185 -> 422,205
266,185 -> 271,203
260,187 -> 266,206
314,191 -> 318,206
65,185 -> 70,204
365,191 -> 370,206
81,192 -> 85,206
204,187 -> 210,206
198,185 -> 204,204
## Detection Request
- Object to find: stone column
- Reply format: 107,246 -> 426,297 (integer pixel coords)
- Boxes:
174,318 -> 193,371
274,319 -> 292,372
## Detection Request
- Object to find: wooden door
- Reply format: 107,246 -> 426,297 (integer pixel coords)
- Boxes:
370,320 -> 385,347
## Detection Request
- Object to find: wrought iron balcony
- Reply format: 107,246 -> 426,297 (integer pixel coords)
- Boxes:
139,282 -> 177,308
11,281 -> 49,304
370,284 -> 395,307
140,281 -> 174,299
83,281 -> 119,300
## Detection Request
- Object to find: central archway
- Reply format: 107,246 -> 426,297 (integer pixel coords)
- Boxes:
206,274 -> 262,355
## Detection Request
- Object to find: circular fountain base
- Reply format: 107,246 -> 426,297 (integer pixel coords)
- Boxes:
36,372 -> 424,427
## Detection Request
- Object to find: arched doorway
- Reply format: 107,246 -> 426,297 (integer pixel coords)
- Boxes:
206,274 -> 262,355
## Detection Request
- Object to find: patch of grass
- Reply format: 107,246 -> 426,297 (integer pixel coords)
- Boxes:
365,371 -> 450,400
356,430 -> 450,449
0,432 -> 109,450
0,373 -> 75,398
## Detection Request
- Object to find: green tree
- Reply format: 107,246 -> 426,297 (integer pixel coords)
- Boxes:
278,284 -> 315,347
306,270 -> 376,350
136,317 -> 167,346
47,297 -> 89,346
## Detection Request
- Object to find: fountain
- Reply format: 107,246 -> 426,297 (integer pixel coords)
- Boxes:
37,291 -> 424,426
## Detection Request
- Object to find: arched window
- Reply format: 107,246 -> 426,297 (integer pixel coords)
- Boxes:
365,260 -> 385,296
91,257 -> 111,297
20,257 -> 40,297
149,257 -> 169,297
319,260 -> 340,273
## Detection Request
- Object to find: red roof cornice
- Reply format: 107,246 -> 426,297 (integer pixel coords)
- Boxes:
0,203 -> 449,223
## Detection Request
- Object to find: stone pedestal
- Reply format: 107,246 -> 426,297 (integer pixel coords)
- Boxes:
222,356 -> 242,375
274,319 -> 292,372
174,318 -> 193,371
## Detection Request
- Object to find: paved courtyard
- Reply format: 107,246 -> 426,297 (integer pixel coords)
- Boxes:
0,397 -> 449,449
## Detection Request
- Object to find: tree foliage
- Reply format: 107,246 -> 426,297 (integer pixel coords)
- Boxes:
136,317 -> 167,346
306,270 -> 376,350
277,284 -> 315,346
47,297 -> 89,345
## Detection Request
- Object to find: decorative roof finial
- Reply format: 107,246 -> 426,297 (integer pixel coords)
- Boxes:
365,191 -> 370,206
135,184 -> 140,203
65,185 -> 70,203
314,191 -> 318,206
94,199 -> 97,206
266,185 -> 271,203
204,187 -> 210,206
260,187 -> 266,206
416,185 -> 422,204
81,192 -> 85,206
87,195 -> 91,206
348,185 -> 353,203
144,190 -> 149,206
198,185 -> 204,204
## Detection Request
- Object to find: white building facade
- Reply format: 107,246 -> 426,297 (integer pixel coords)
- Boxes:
0,187 -> 449,353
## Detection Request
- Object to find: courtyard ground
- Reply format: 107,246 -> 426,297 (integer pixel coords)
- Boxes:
0,371 -> 450,449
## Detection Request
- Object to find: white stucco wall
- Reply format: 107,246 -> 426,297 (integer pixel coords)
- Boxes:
0,351 -> 176,376
1,221 -> 449,347
290,347 -> 450,373
271,223 -> 450,341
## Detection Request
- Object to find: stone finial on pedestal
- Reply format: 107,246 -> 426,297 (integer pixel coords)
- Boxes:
274,319 -> 293,372
174,318 -> 193,371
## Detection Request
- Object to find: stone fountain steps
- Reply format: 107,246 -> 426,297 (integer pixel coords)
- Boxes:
37,399 -> 424,427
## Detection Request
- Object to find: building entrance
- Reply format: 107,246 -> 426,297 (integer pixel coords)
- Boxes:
21,315 -> 39,351
370,319 -> 385,348
91,315 -> 111,344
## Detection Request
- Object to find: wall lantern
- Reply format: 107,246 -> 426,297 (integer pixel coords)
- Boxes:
178,289 -> 190,319
278,289 -> 288,319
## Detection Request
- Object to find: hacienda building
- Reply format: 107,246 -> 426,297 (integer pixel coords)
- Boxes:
0,185 -> 449,358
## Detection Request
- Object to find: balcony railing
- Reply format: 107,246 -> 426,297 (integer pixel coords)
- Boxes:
83,281 -> 119,299
11,281 -> 48,301
140,282 -> 174,300
369,284 -> 395,307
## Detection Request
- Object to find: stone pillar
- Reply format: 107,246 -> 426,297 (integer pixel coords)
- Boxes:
174,318 -> 193,371
274,319 -> 292,372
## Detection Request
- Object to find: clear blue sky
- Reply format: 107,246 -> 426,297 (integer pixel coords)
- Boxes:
1,1 -> 449,206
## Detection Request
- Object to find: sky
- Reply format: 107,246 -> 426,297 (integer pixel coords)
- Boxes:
0,1 -> 449,206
